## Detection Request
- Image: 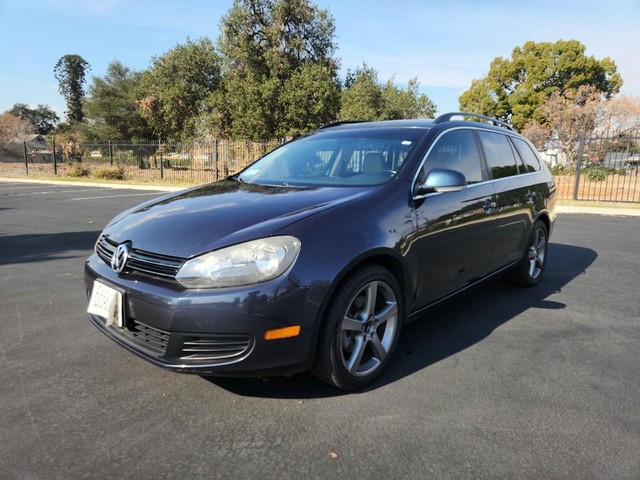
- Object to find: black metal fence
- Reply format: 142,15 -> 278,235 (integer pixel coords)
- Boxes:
0,138 -> 284,184
549,131 -> 640,203
1,133 -> 639,202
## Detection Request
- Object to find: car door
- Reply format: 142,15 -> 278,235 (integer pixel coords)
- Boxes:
477,130 -> 534,270
413,128 -> 497,308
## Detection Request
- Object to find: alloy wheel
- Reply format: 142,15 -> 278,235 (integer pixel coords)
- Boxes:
339,280 -> 398,377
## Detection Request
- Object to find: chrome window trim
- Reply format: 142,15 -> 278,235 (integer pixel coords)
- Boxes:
411,126 -> 539,198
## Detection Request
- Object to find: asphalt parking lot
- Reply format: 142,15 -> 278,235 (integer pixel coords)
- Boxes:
1,180 -> 639,480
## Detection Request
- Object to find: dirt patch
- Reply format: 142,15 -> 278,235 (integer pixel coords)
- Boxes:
555,173 -> 640,202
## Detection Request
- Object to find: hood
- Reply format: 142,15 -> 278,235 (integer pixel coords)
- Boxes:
103,180 -> 374,258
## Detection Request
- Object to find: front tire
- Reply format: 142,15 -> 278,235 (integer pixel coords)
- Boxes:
312,264 -> 403,390
507,220 -> 548,287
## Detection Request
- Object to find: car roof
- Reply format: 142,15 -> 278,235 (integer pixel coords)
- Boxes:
318,119 -> 435,131
317,112 -> 518,135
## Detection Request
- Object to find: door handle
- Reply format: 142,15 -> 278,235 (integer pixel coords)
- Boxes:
483,200 -> 497,211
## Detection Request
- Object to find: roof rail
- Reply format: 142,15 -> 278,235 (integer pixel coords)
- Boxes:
317,120 -> 364,130
434,112 -> 516,132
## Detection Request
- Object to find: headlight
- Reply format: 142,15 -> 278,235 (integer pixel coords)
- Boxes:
175,236 -> 301,288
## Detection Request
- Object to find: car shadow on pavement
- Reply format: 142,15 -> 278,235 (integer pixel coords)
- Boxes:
0,230 -> 100,265
206,243 -> 597,399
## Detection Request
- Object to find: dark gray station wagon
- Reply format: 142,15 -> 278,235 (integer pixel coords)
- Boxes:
86,112 -> 557,390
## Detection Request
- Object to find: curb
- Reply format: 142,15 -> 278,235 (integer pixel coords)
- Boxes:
0,177 -> 183,192
556,205 -> 640,217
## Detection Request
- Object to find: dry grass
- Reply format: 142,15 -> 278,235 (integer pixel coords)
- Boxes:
555,173 -> 640,203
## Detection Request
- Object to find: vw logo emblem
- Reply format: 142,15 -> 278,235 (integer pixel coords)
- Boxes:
111,243 -> 131,273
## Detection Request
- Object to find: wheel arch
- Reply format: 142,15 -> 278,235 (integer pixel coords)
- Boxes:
308,249 -> 414,361
309,252 -> 411,389
535,211 -> 551,236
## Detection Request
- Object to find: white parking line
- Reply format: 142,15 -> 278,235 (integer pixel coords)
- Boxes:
1,189 -> 96,196
69,192 -> 161,201
0,185 -> 55,190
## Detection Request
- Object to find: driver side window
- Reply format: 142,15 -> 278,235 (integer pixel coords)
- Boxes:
419,129 -> 483,184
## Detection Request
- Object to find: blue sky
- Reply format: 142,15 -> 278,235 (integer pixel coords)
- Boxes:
1,0 -> 638,121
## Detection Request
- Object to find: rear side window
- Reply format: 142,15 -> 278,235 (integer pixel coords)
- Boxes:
422,129 -> 483,184
478,131 -> 520,179
512,137 -> 541,173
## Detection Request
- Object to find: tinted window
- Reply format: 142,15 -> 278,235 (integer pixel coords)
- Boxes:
422,129 -> 483,184
512,137 -> 541,172
478,131 -> 520,179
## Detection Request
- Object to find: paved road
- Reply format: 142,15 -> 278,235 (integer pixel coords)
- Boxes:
1,181 -> 639,480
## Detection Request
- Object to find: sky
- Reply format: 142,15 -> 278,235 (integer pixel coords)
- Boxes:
1,0 -> 639,122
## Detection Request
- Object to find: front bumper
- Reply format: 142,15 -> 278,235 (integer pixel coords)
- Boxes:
84,254 -> 329,377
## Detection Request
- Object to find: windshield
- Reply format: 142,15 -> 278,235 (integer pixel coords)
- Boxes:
237,128 -> 427,187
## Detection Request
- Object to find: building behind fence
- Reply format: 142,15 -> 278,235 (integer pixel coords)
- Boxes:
1,132 -> 639,202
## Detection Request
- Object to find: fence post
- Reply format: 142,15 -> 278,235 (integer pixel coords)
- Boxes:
214,139 -> 219,181
52,140 -> 57,175
573,133 -> 586,201
109,140 -> 113,165
23,141 -> 29,175
159,139 -> 164,179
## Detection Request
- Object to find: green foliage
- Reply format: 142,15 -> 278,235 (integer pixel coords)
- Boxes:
218,0 -> 337,76
211,0 -> 339,139
209,71 -> 281,139
138,38 -> 221,140
7,103 -> 59,134
381,77 -> 436,120
340,66 -> 382,121
584,164 -> 609,181
550,164 -> 575,176
67,162 -> 90,177
459,40 -> 622,130
340,66 -> 436,121
280,63 -> 341,136
84,61 -> 153,140
54,55 -> 91,124
93,165 -> 126,180
113,150 -> 136,165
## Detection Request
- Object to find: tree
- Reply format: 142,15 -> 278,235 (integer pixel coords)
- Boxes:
340,65 -> 436,121
522,85 -> 601,162
7,103 -> 59,134
280,63 -> 341,136
211,0 -> 340,138
54,54 -> 91,123
84,61 -> 153,140
138,38 -> 221,140
523,90 -> 640,164
0,113 -> 34,142
596,95 -> 640,135
459,40 -> 622,130
218,0 -> 337,77
381,77 -> 436,120
340,66 -> 382,121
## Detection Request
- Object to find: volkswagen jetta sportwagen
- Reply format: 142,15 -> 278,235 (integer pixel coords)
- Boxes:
85,113 -> 556,390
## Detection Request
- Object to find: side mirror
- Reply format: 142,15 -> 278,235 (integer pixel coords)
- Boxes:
414,168 -> 467,197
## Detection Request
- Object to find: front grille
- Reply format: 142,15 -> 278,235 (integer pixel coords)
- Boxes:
119,320 -> 171,355
179,334 -> 253,362
96,235 -> 184,278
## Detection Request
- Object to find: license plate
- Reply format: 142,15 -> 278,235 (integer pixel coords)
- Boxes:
87,281 -> 124,328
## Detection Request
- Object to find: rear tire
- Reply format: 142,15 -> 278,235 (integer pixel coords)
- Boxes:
507,220 -> 548,287
312,264 -> 403,390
